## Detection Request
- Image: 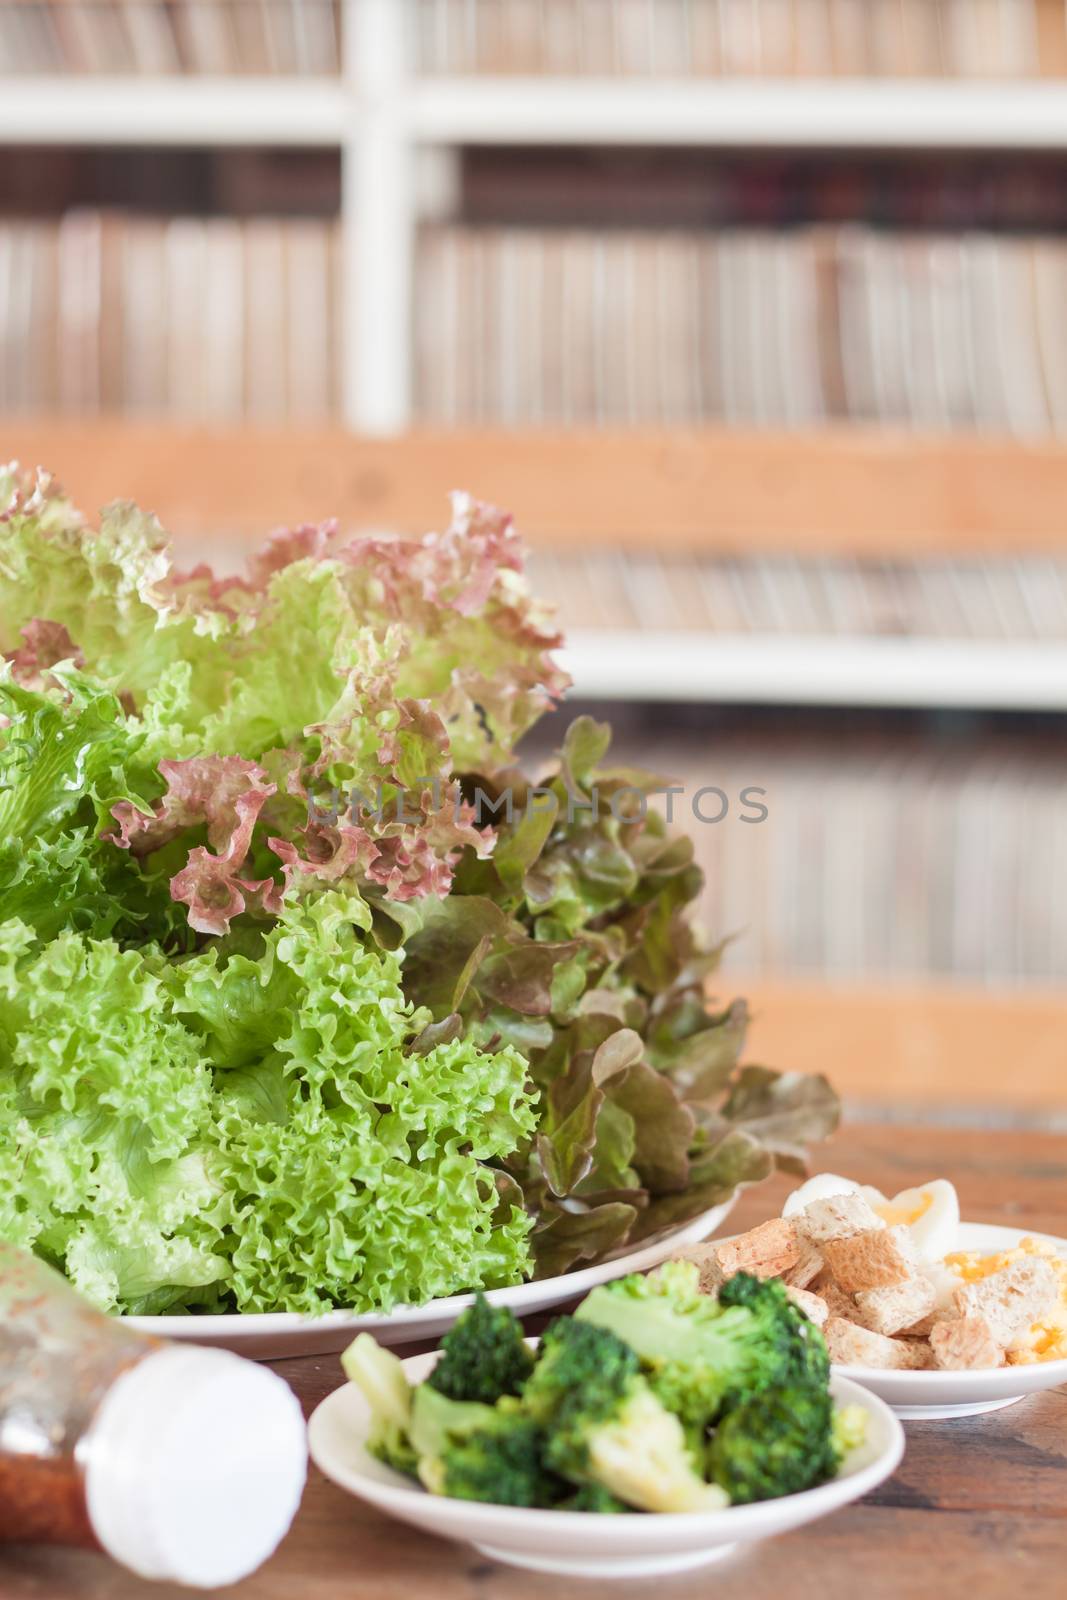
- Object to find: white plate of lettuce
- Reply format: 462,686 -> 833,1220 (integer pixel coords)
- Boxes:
125,1198 -> 736,1358
1,470 -> 835,1358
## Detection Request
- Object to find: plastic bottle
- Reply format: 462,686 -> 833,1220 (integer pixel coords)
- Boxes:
0,1244 -> 307,1587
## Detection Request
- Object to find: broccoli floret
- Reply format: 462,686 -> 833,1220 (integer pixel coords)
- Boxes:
408,1381 -> 497,1475
549,1377 -> 728,1514
719,1271 -> 830,1389
524,1316 -> 726,1514
560,1484 -> 631,1514
427,1293 -> 535,1404
576,1264 -> 829,1444
341,1333 -> 417,1476
706,1383 -> 836,1504
439,1410 -> 565,1508
523,1316 -> 640,1426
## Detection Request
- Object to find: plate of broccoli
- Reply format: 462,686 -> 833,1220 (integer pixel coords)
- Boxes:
309,1262 -> 904,1578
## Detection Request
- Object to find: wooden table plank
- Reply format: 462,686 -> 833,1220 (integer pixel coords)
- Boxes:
2,1123 -> 1064,1600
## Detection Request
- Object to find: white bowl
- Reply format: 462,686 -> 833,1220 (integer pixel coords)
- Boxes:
832,1222 -> 1067,1420
308,1349 -> 904,1580
124,1197 -> 735,1359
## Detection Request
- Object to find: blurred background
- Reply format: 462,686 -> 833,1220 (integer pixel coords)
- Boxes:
2,0 -> 1066,1125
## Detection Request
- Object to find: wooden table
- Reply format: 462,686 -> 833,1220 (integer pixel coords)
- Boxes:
4,1123 -> 1065,1600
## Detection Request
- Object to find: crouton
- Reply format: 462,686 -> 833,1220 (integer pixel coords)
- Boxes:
930,1314 -> 1003,1371
823,1317 -> 922,1370
953,1257 -> 1058,1348
713,1217 -> 800,1281
900,1307 -> 945,1338
901,1271 -> 956,1336
783,1237 -> 825,1290
814,1277 -> 858,1322
784,1285 -> 828,1327
893,1338 -> 935,1370
667,1243 -> 725,1296
796,1193 -> 886,1247
822,1225 -> 917,1294
853,1274 -> 936,1338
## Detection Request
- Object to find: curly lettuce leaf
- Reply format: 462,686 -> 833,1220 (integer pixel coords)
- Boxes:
0,918 -> 226,1312
0,667 -> 179,943
0,893 -> 538,1316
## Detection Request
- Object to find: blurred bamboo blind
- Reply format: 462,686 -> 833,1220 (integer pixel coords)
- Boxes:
408,0 -> 1067,77
414,225 -> 1067,432
525,547 -> 1067,639
0,213 -> 342,420
6,1 -> 1067,80
631,726 -> 1067,984
10,216 -> 1067,431
0,1 -> 342,74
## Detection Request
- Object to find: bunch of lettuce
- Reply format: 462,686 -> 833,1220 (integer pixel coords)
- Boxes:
0,463 -> 837,1315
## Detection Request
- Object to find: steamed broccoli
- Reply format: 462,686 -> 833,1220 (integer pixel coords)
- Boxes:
523,1315 -> 641,1425
407,1380 -> 497,1487
524,1317 -> 727,1514
560,1484 -> 630,1514
342,1268 -> 842,1518
436,1407 -> 565,1508
705,1384 -> 836,1504
718,1270 -> 830,1389
427,1293 -> 536,1404
575,1263 -> 829,1444
341,1333 -> 418,1476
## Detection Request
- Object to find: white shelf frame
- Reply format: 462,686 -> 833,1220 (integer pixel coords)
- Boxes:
407,78 -> 1067,149
559,633 -> 1067,713
0,78 -> 348,145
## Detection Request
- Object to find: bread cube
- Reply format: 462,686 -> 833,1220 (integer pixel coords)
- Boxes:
930,1314 -> 1002,1371
667,1243 -> 725,1296
796,1193 -> 886,1246
953,1257 -> 1058,1348
814,1276 -> 858,1322
822,1225 -> 917,1294
713,1217 -> 800,1281
785,1285 -> 828,1327
823,1316 -> 922,1370
894,1338 -> 935,1370
783,1237 -> 825,1289
853,1274 -> 936,1338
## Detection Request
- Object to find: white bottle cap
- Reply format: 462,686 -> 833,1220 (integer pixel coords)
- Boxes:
84,1345 -> 307,1588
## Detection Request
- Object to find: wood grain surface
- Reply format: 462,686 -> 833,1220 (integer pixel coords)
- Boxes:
738,979 -> 1067,1116
6,422 -> 1067,556
2,1122 -> 1064,1600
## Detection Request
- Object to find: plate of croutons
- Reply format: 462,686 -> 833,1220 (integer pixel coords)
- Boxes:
671,1175 -> 1067,1418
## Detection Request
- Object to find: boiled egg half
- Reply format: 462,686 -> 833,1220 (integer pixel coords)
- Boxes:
783,1173 -> 960,1263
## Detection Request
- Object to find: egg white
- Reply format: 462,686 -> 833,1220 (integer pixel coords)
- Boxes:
781,1172 -> 961,1263
781,1173 -> 861,1219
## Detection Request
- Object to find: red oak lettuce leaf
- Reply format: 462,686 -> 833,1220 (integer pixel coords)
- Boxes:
401,716 -> 841,1276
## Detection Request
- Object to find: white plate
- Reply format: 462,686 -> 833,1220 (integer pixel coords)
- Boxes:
123,1197 -> 736,1359
831,1221 -> 1067,1419
308,1349 -> 904,1580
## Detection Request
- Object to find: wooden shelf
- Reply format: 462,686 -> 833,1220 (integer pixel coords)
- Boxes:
5,421 -> 1067,558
